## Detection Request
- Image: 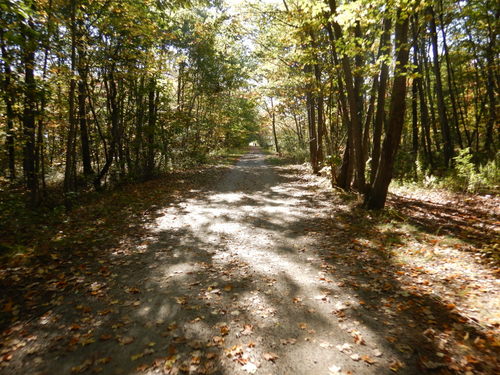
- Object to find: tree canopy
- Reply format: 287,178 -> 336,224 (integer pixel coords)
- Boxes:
0,0 -> 498,208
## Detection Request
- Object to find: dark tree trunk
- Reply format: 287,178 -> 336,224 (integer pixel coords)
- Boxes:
145,78 -> 156,178
0,30 -> 15,180
411,75 -> 419,167
438,4 -> 463,149
364,11 -> 411,209
94,69 -> 118,191
76,16 -> 93,178
64,0 -> 78,200
22,18 -> 38,205
370,17 -> 392,185
325,21 -> 353,188
327,0 -> 365,191
428,6 -> 454,167
412,19 -> 434,167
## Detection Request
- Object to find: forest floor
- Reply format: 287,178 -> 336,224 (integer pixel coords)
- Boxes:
0,147 -> 499,375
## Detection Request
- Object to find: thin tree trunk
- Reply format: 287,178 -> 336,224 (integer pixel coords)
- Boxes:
437,3 -> 463,149
421,38 -> 441,153
76,16 -> 93,178
64,0 -> 78,201
412,19 -> 433,167
145,78 -> 156,178
428,6 -> 454,167
314,63 -> 325,166
0,29 -> 15,180
22,16 -> 38,205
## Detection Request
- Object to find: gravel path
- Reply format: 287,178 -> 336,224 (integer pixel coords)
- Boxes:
2,147 -> 497,375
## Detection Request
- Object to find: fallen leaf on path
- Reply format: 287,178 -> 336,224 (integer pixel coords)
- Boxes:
131,353 -> 144,361
118,336 -> 134,345
389,359 -> 405,371
175,296 -> 188,305
71,359 -> 93,373
96,357 -> 111,364
335,343 -> 353,353
361,355 -> 377,364
241,324 -> 253,336
220,324 -> 230,336
263,352 -> 279,362
212,336 -> 224,345
225,345 -> 243,358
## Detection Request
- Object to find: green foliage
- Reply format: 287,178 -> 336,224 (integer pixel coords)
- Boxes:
395,149 -> 500,194
279,132 -> 309,162
453,149 -> 500,193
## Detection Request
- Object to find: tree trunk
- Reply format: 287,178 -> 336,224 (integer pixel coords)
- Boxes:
438,4 -> 463,149
412,19 -> 433,167
364,11 -> 411,209
94,69 -> 118,190
305,77 -> 318,173
428,6 -> 454,167
145,78 -> 156,178
64,0 -> 78,201
22,17 -> 38,205
0,29 -> 15,180
370,17 -> 392,185
484,11 -> 498,155
76,16 -> 93,178
314,63 -> 325,166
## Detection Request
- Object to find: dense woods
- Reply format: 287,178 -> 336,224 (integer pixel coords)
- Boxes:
0,0 -> 498,210
0,0 -> 259,206
252,0 -> 498,208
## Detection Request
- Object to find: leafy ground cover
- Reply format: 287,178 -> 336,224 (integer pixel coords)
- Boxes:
0,148 -> 498,375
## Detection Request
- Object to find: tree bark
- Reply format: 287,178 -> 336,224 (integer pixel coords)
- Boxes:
364,11 -> 411,209
428,6 -> 454,167
22,17 -> 38,205
370,17 -> 392,185
64,0 -> 78,200
0,29 -> 15,180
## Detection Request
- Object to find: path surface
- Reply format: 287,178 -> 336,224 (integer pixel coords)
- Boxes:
1,148 -> 498,375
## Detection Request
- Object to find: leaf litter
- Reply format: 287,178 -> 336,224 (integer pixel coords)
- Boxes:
0,150 -> 499,375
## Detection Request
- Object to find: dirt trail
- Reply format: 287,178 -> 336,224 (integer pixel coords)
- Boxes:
1,148 -> 498,375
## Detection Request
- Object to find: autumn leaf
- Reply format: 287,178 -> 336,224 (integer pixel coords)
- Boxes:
298,322 -> 308,330
118,336 -> 134,345
131,352 -> 144,361
389,359 -> 405,371
361,355 -> 377,364
263,352 -> 279,362
240,324 -> 253,336
219,324 -> 230,336
280,338 -> 297,345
